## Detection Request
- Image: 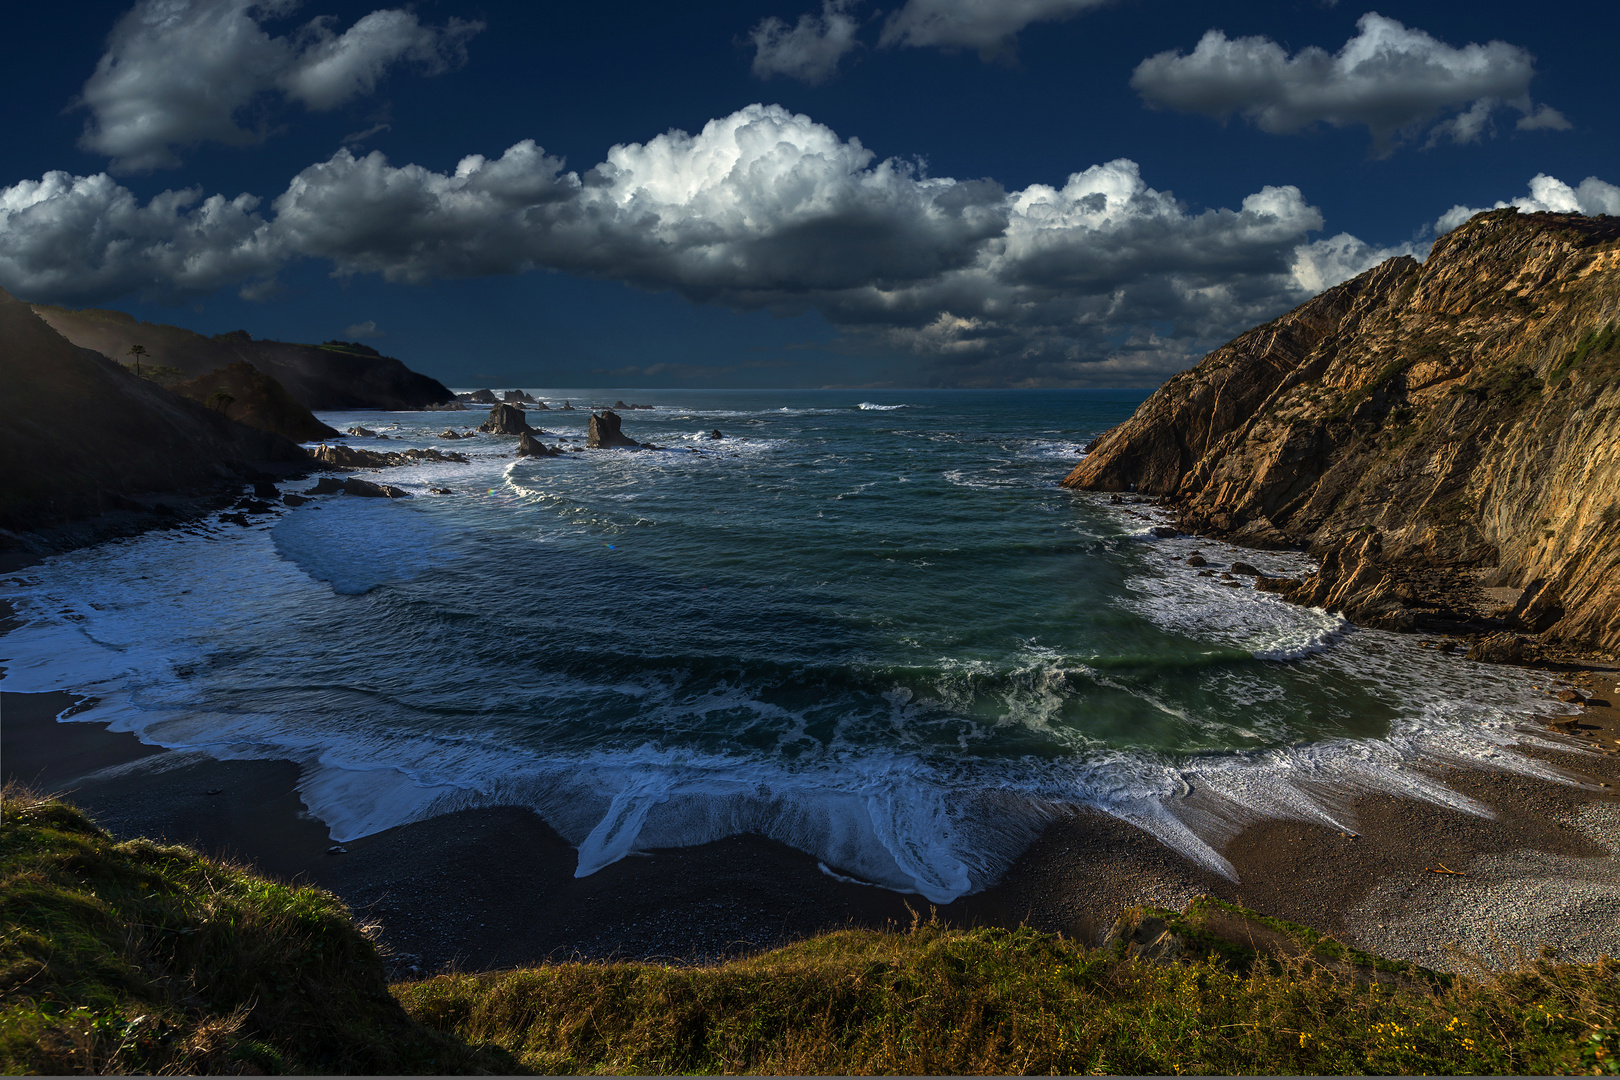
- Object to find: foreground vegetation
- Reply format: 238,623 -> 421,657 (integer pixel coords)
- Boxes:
4,786 -> 1617,1075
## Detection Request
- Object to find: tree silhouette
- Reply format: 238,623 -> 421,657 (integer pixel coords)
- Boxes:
126,344 -> 148,378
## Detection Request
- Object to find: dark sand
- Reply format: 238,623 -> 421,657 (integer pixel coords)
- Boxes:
7,675 -> 1619,975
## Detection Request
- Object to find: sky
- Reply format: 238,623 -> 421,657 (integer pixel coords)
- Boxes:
1,0 -> 1615,389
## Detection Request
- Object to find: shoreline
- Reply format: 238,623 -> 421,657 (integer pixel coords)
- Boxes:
7,677 -> 1617,976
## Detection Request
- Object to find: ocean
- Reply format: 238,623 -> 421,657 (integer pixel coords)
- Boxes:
0,389 -> 1576,901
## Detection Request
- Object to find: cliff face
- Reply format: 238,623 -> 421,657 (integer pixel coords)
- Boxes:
0,289 -> 310,533
29,305 -> 452,411
1063,210 -> 1620,654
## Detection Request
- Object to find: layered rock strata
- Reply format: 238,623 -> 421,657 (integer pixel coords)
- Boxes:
1063,210 -> 1620,654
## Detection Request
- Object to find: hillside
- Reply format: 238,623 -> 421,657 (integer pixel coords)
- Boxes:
1064,209 -> 1620,654
0,288 -> 310,534
169,361 -> 340,442
30,305 -> 452,411
5,787 -> 1615,1076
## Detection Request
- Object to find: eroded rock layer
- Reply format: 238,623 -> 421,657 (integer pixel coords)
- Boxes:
1063,210 -> 1620,653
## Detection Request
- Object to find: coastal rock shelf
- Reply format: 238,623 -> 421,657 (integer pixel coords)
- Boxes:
1065,210 -> 1620,655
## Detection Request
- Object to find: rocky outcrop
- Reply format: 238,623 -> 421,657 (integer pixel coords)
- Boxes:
30,306 -> 453,411
305,476 -> 409,498
517,433 -> 562,457
168,362 -> 340,442
586,410 -> 641,449
460,389 -> 498,404
503,390 -> 537,404
311,445 -> 468,469
477,403 -> 535,435
0,288 -> 310,535
1064,210 -> 1620,654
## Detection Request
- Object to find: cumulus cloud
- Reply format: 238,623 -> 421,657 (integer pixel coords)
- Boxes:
1436,173 -> 1620,234
1131,13 -> 1565,154
750,0 -> 861,84
343,319 -> 382,337
78,0 -> 481,172
0,171 -> 278,303
879,0 -> 1110,53
4,104 -> 1419,385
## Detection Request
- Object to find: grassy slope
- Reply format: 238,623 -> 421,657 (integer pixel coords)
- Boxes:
4,787 -> 1617,1075
0,787 -> 513,1075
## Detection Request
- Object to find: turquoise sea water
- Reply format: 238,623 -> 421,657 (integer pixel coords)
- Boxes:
0,390 -> 1570,900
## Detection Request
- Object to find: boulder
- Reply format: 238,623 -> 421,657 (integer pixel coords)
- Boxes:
347,426 -> 376,437
1230,562 -> 1264,577
429,487 -> 453,495
477,403 -> 534,435
439,429 -> 465,439
1187,554 -> 1207,567
1103,910 -> 1183,965
517,432 -> 562,458
282,493 -> 310,507
305,477 -> 347,495
709,429 -> 723,440
1150,526 -> 1178,538
1466,632 -> 1536,665
1556,689 -> 1584,703
341,478 -> 409,498
587,410 -> 641,449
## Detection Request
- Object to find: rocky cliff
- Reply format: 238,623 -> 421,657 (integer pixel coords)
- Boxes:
30,305 -> 452,411
0,289 -> 310,535
1063,210 -> 1620,654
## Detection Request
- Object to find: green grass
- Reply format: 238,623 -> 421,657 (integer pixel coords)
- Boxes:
0,785 -> 513,1075
398,909 -> 1620,1076
1549,322 -> 1619,388
6,786 -> 1619,1076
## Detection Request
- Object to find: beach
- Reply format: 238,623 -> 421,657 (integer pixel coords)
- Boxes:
8,673 -> 1617,975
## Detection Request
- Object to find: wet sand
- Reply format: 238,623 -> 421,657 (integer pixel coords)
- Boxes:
7,674 -> 1618,976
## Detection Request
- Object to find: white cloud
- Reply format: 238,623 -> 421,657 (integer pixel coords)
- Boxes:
4,104 -> 1428,385
1516,104 -> 1572,132
750,0 -> 861,84
1131,13 -> 1564,154
879,0 -> 1109,52
1436,174 -> 1620,234
77,0 -> 482,172
0,170 -> 278,302
342,319 -> 382,337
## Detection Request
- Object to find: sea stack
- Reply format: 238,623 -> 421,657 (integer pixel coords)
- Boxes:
586,410 -> 641,449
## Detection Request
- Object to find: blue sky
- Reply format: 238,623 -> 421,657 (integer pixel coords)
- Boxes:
2,0 -> 1615,388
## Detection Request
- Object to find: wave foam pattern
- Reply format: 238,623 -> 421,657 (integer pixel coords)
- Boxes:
0,390 -> 1587,902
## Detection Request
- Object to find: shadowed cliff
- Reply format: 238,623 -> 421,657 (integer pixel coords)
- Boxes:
1064,209 -> 1620,654
30,304 -> 452,411
0,289 -> 311,534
